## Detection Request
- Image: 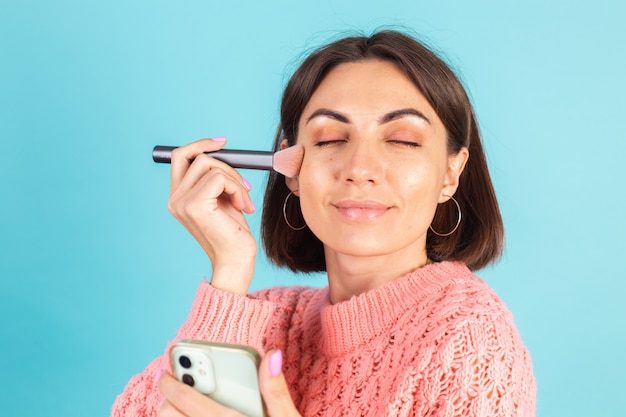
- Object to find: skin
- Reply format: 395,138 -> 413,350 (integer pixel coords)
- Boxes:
157,350 -> 299,417
167,138 -> 257,296
285,59 -> 468,303
161,59 -> 468,415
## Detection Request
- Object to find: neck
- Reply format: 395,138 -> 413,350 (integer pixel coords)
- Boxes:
324,249 -> 430,304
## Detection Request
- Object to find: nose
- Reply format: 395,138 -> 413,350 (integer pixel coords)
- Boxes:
341,140 -> 382,185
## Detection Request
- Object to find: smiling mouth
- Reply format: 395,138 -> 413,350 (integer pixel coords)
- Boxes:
333,200 -> 391,221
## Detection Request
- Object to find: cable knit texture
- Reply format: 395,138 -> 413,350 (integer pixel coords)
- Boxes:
111,261 -> 536,416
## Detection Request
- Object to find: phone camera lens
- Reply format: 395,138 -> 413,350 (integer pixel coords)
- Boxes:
179,355 -> 192,369
182,374 -> 195,387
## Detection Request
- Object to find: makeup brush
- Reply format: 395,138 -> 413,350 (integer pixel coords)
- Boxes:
152,144 -> 304,178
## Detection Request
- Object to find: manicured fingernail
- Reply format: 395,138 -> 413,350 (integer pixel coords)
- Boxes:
269,350 -> 282,377
242,178 -> 252,190
212,136 -> 227,142
250,199 -> 256,212
155,369 -> 163,382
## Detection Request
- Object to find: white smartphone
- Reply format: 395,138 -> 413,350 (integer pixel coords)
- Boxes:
170,339 -> 267,417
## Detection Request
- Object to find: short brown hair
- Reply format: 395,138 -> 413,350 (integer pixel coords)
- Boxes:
262,30 -> 504,272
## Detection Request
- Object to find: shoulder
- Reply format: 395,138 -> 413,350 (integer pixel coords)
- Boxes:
250,285 -> 326,310
400,261 -> 526,354
425,261 -> 514,321
402,264 -> 536,414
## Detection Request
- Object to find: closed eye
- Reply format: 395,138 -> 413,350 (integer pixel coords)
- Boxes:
388,140 -> 420,148
314,139 -> 347,147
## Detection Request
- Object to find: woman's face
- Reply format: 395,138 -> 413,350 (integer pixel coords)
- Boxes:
288,59 -> 467,264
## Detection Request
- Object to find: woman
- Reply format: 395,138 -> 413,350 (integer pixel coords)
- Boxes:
112,30 -> 536,416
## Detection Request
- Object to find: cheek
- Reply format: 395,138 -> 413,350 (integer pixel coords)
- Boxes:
298,153 -> 341,185
296,159 -> 316,192
399,164 -> 445,206
295,160 -> 332,231
295,161 -> 321,214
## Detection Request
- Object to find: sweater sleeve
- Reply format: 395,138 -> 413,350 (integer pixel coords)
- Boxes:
423,313 -> 536,417
110,281 -> 275,417
174,281 -> 275,350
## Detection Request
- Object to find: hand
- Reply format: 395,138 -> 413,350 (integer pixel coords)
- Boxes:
157,349 -> 301,417
168,138 -> 257,295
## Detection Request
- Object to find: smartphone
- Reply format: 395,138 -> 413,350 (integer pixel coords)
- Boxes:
170,339 -> 267,417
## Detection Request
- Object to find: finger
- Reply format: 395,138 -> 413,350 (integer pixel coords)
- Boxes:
157,399 -> 185,417
157,371 -> 241,417
170,137 -> 227,194
170,160 -> 255,217
171,151 -> 254,211
197,163 -> 255,214
259,350 -> 301,417
173,152 -> 245,196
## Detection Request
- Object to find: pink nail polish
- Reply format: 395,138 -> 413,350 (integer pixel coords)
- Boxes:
155,369 -> 163,382
269,350 -> 282,377
243,178 -> 252,190
212,136 -> 227,142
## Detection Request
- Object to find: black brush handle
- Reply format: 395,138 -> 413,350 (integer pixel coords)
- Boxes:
152,146 -> 274,170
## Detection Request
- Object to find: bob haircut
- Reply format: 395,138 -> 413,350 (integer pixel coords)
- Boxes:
262,30 -> 504,272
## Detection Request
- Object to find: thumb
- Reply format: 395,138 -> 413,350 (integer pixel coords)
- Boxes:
259,349 -> 300,417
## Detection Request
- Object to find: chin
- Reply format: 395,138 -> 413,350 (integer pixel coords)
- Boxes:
327,239 -> 398,257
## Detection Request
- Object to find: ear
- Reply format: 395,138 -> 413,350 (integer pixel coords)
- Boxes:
281,139 -> 300,196
440,147 -> 469,202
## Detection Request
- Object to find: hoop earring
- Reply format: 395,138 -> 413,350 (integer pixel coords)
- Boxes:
429,195 -> 462,237
283,191 -> 307,231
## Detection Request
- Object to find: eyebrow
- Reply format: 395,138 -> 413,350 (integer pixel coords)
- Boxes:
305,107 -> 431,125
379,108 -> 431,125
305,109 -> 350,124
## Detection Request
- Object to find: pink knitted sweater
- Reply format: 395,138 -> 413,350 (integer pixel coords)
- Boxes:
112,261 -> 535,416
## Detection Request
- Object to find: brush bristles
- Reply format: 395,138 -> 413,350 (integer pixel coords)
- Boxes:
273,144 -> 304,178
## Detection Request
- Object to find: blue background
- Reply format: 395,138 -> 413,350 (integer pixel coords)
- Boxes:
1,1 -> 624,416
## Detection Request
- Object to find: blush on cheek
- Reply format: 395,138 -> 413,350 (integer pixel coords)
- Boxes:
328,155 -> 347,177
301,154 -> 341,180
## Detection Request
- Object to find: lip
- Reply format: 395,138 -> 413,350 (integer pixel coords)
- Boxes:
333,200 -> 391,221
